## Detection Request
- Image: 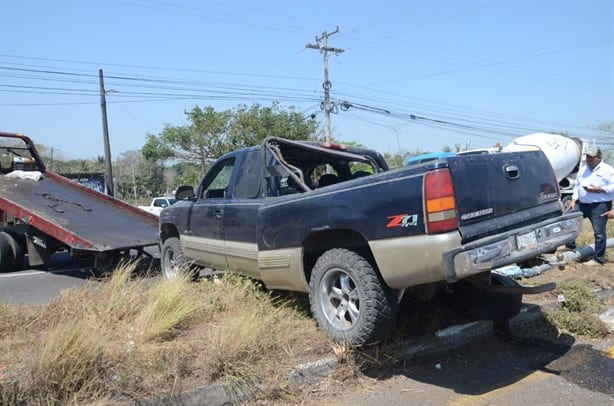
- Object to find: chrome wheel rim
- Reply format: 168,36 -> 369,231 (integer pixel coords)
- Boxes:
318,268 -> 360,331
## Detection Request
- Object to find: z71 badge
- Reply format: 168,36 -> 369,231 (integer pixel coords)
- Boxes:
386,213 -> 419,228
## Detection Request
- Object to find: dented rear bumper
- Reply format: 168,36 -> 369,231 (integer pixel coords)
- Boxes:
442,211 -> 584,283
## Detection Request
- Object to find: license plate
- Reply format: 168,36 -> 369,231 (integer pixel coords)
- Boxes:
516,231 -> 537,250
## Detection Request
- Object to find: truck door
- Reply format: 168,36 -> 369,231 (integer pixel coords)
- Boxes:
223,149 -> 264,278
182,157 -> 235,270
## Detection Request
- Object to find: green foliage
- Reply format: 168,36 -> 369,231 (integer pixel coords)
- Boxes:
143,103 -> 318,183
383,151 -> 405,169
228,102 -> 317,148
384,148 -> 432,170
173,161 -> 204,189
113,149 -> 167,203
33,102 -> 320,199
545,282 -> 608,338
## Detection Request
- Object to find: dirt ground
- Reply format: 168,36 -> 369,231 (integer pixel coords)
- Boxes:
521,250 -> 614,308
276,250 -> 614,406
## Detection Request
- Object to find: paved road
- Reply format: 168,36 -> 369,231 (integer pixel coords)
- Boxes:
0,246 -> 160,305
0,253 -> 97,305
333,327 -> 614,405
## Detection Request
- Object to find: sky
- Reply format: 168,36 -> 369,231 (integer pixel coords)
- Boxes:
1,0 -> 613,160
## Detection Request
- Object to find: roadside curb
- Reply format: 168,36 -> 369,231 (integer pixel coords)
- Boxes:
390,303 -> 542,360
142,304 -> 542,406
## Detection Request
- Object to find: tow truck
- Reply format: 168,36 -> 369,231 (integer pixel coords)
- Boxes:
0,132 -> 159,272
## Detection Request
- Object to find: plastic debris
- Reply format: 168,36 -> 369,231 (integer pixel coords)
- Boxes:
492,264 -> 550,279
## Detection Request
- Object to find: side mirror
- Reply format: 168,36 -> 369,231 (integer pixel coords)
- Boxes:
175,185 -> 195,200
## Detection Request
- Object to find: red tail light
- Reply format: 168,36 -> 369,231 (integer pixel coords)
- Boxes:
424,168 -> 458,234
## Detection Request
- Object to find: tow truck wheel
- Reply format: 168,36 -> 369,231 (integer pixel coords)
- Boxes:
0,232 -> 15,273
161,237 -> 198,281
309,248 -> 398,346
1,231 -> 24,271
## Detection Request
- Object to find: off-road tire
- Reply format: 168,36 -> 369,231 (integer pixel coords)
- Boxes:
309,248 -> 398,346
444,273 -> 522,320
161,237 -> 198,281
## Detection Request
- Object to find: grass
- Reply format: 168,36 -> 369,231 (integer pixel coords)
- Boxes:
0,262 -> 329,404
541,219 -> 612,338
545,281 -> 609,338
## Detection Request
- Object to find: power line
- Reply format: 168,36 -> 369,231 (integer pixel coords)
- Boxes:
1,57 -> 609,146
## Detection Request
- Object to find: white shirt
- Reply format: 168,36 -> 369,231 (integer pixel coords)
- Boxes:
572,160 -> 614,203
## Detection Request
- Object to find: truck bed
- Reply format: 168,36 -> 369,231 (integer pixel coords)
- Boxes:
0,171 -> 159,252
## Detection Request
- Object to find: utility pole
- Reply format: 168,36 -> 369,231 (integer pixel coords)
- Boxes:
306,26 -> 344,144
99,69 -> 114,196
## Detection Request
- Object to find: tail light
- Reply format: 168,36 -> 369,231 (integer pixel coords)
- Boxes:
424,168 -> 458,234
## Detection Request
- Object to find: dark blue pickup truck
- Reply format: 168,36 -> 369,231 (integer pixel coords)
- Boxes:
159,137 -> 583,345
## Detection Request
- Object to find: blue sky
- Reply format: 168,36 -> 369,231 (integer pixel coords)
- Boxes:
1,0 -> 612,159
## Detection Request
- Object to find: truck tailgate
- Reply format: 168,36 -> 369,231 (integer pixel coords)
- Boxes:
447,150 -> 561,240
0,172 -> 158,251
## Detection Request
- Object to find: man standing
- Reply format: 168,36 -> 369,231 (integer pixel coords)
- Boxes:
567,147 -> 614,265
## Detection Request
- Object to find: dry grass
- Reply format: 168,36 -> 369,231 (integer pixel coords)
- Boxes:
0,263 -> 329,404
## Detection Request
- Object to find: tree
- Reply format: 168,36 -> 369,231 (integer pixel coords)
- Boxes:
143,103 -> 318,185
383,152 -> 405,170
113,150 -> 166,204
229,102 -> 319,148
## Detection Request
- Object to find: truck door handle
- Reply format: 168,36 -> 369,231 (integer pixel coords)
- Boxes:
214,209 -> 223,219
503,164 -> 520,180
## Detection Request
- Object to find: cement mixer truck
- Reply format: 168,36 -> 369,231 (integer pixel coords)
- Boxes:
503,132 -> 589,209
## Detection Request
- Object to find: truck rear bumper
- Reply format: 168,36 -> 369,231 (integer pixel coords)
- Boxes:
442,211 -> 584,283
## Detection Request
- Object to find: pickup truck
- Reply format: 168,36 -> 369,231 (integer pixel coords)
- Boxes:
138,197 -> 176,216
159,137 -> 584,345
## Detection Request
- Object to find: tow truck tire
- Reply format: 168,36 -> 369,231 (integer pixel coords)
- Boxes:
309,248 -> 398,346
444,273 -> 522,320
0,232 -> 15,273
0,231 -> 24,271
161,237 -> 198,281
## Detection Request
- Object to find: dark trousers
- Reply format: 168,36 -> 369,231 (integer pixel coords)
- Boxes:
568,201 -> 612,263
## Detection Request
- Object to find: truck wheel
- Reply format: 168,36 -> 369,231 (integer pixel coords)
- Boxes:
0,232 -> 15,273
161,237 -> 198,281
309,248 -> 398,346
1,231 -> 24,270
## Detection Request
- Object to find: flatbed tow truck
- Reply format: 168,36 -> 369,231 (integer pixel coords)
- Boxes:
0,131 -> 159,273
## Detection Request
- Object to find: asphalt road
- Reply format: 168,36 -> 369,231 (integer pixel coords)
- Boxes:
0,252 -> 96,305
336,332 -> 614,406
